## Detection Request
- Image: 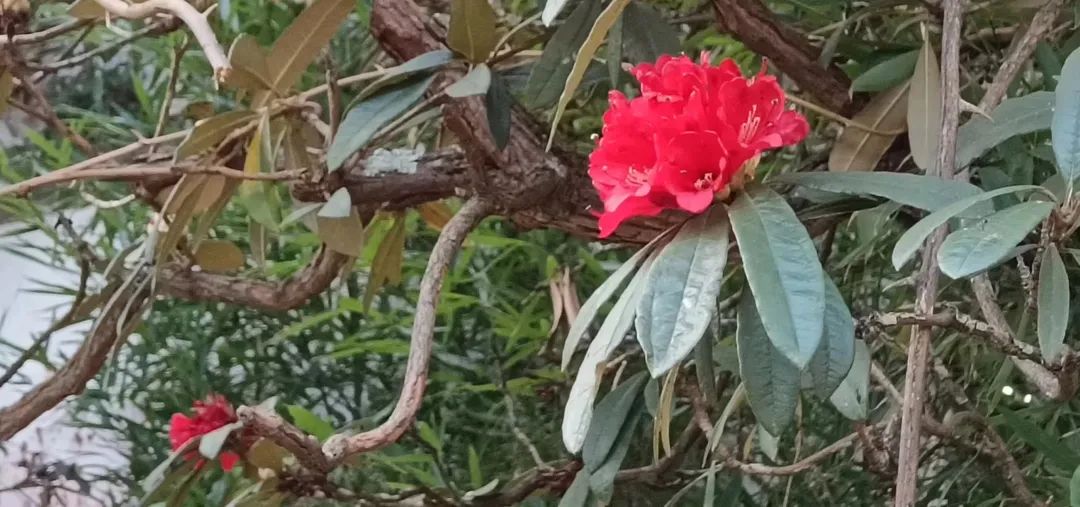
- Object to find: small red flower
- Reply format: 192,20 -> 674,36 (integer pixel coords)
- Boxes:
168,394 -> 240,471
589,53 -> 809,237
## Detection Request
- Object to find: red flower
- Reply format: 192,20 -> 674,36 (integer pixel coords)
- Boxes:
589,53 -> 809,237
168,394 -> 240,471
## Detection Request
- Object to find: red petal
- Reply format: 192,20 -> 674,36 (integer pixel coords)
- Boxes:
218,452 -> 240,472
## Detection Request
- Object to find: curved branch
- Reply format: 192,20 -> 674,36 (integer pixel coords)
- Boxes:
90,0 -> 229,79
323,197 -> 493,463
0,273 -> 152,441
158,247 -> 350,312
0,20 -> 93,46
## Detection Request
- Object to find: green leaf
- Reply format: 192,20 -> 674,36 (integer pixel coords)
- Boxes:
606,14 -> 623,87
807,278 -> 855,399
327,74 -> 436,172
222,34 -> 274,91
448,0 -> 497,63
729,184 -> 825,369
446,64 -> 492,97
484,72 -> 512,150
548,0 -> 631,149
957,92 -> 1054,169
1037,42 -> 1062,89
562,232 -> 668,371
525,0 -> 603,109
829,339 -> 870,420
582,372 -> 647,473
562,253 -> 654,454
891,185 -> 1049,270
174,111 -> 257,161
468,446 -> 483,488
141,460 -> 198,506
908,38 -> 942,171
937,201 -> 1054,279
558,471 -> 592,507
620,1 -> 681,64
735,291 -> 800,435
318,187 -> 353,218
262,0 -> 354,96
1039,244 -> 1070,362
776,172 -> 986,216
757,425 -> 780,462
1053,47 -> 1080,182
636,207 -> 729,376
588,411 -> 640,502
358,50 -> 453,99
541,0 -> 572,26
995,406 -> 1080,470
286,405 -> 334,441
851,50 -> 919,93
199,422 -> 242,460
1070,464 -> 1080,506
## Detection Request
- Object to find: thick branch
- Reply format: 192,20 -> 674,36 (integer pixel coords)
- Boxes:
710,0 -> 852,113
0,273 -> 151,441
894,2 -> 964,505
236,405 -> 332,474
323,197 -> 492,463
158,247 -> 350,312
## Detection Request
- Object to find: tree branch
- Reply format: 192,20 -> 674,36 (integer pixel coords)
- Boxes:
89,0 -> 229,80
894,2 -> 965,505
0,271 -> 152,441
236,405 -> 332,474
323,197 -> 492,463
867,310 -> 1044,363
977,0 -> 1065,111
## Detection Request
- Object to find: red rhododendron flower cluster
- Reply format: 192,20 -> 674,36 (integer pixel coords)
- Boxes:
168,394 -> 240,471
589,53 -> 809,237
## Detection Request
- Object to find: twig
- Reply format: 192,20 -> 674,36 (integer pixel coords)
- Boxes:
323,197 -> 493,463
2,164 -> 304,197
725,432 -> 858,476
13,68 -> 98,156
894,2 -> 964,505
868,310 -> 1044,363
149,41 -> 190,155
90,0 -> 230,80
25,22 -> 166,72
978,0 -> 1065,111
0,20 -> 93,46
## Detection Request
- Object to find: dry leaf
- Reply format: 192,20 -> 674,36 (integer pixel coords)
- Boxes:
907,38 -> 942,171
317,209 -> 365,257
194,239 -> 246,273
828,83 -> 910,171
417,201 -> 453,231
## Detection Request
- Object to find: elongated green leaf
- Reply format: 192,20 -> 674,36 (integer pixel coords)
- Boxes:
1053,47 -> 1080,182
263,0 -> 352,96
776,172 -> 985,216
287,405 -> 334,441
705,384 -> 745,461
485,72 -> 512,150
318,187 -> 353,218
1039,244 -> 1070,362
583,372 -> 647,473
1071,464 -> 1080,506
829,339 -> 869,420
199,422 -> 242,459
327,75 -> 436,172
558,471 -> 592,507
908,39 -> 942,171
995,406 -> 1080,470
891,185 -> 1049,270
526,0 -> 603,109
729,185 -> 824,369
808,278 -> 855,399
446,64 -> 492,97
562,254 -> 654,453
588,411 -> 640,502
636,207 -> 729,376
851,50 -> 919,93
957,91 -> 1054,168
541,0 -> 572,26
562,232 -> 668,371
1037,42 -> 1062,89
547,0 -> 631,149
606,14 -> 623,87
937,201 -> 1053,279
174,111 -> 257,161
359,50 -> 453,100
735,292 -> 800,435
448,0 -> 496,63
620,1 -> 680,64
